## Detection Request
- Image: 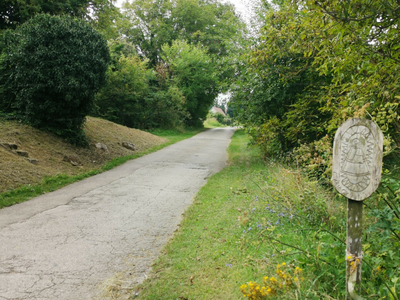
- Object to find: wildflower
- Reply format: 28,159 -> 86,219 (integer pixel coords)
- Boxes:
275,220 -> 279,225
226,263 -> 232,267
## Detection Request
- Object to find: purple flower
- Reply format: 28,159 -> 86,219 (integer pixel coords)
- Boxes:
226,263 -> 232,267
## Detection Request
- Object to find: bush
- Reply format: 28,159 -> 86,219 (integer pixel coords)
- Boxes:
0,14 -> 110,145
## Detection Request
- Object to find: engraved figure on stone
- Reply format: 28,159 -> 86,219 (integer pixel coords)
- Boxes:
342,135 -> 369,175
340,129 -> 372,192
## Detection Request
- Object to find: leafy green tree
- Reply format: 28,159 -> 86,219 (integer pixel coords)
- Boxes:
94,52 -> 151,128
161,40 -> 218,126
0,14 -> 110,145
120,0 -> 245,67
0,0 -> 113,30
94,39 -> 188,129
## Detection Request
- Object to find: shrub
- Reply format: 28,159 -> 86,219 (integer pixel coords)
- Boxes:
0,14 -> 110,145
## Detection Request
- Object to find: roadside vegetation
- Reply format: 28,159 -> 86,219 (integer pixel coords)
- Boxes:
133,130 -> 400,299
203,112 -> 232,128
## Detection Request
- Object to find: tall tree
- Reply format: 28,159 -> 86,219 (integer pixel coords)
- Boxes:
161,40 -> 218,126
119,0 -> 245,67
0,0 -> 118,32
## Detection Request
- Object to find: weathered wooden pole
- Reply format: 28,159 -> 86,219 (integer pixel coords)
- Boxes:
346,199 -> 363,299
332,118 -> 383,300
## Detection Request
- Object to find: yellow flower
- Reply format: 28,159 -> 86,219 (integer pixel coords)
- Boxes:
282,262 -> 286,266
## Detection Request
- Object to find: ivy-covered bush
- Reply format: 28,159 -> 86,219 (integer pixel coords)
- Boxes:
0,14 -> 110,145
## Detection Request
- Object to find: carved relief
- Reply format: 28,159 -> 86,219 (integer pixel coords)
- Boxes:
340,125 -> 374,192
332,118 -> 383,201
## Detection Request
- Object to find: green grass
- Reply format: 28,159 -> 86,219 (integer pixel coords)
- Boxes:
132,130 -> 400,299
204,117 -> 225,128
0,128 -> 204,209
132,130 -> 351,299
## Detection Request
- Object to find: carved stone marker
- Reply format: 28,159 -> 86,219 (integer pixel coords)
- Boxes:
332,118 -> 383,299
332,118 -> 383,201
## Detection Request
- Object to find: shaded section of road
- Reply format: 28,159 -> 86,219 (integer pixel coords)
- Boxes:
0,128 -> 235,300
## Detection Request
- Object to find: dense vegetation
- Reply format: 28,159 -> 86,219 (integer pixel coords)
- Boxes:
228,0 -> 400,298
0,0 -> 245,138
0,14 -> 110,145
94,0 -> 245,128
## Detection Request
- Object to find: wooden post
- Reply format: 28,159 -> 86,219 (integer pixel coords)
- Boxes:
332,118 -> 383,299
346,199 -> 363,299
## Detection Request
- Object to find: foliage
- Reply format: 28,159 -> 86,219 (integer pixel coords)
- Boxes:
94,41 -> 152,128
119,0 -> 245,67
231,0 -> 400,169
94,39 -> 190,129
208,112 -> 232,126
0,14 -> 110,145
161,40 -> 218,126
228,2 -> 400,297
0,0 -> 117,31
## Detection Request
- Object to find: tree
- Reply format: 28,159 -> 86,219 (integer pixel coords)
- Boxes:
94,39 -> 189,129
0,0 -> 117,30
120,0 -> 245,67
161,40 -> 218,126
0,14 -> 110,145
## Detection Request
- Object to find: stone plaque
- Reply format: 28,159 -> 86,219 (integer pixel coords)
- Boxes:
332,118 -> 383,201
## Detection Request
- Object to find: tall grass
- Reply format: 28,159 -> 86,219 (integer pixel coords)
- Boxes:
132,130 -> 398,299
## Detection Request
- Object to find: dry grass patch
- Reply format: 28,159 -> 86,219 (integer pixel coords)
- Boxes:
0,117 -> 167,193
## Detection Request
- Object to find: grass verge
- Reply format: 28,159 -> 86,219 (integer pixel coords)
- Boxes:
0,128 -> 204,209
132,130 -> 348,299
133,130 -> 400,299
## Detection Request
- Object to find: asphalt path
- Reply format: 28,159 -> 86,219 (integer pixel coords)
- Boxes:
0,127 -> 235,300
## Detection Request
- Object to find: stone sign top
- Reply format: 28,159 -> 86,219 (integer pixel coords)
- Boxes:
332,118 -> 383,201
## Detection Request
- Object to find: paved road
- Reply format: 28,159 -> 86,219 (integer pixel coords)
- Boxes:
0,127 -> 235,300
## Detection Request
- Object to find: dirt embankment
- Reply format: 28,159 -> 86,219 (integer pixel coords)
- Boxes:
0,117 -> 167,193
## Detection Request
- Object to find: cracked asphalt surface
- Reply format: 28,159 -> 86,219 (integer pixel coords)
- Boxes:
0,127 -> 235,300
